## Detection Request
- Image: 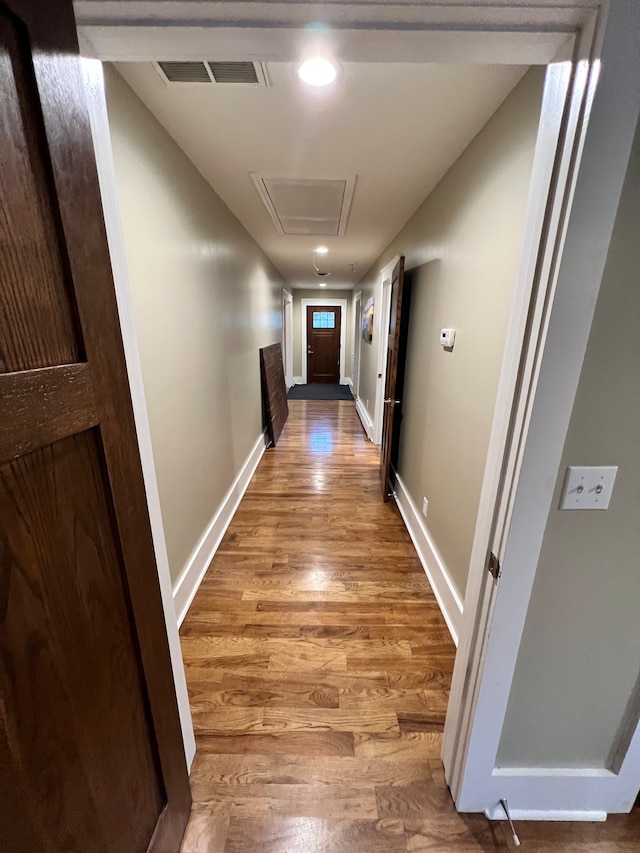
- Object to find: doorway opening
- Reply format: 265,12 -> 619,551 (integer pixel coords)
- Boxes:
76,0 -> 638,827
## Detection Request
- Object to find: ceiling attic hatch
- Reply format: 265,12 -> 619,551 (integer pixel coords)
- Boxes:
251,176 -> 357,236
155,61 -> 270,86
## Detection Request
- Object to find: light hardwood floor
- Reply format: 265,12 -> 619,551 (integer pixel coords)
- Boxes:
179,400 -> 640,852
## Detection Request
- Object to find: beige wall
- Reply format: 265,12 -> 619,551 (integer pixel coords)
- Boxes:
105,66 -> 284,585
497,115 -> 640,768
291,290 -> 353,380
356,68 -> 544,597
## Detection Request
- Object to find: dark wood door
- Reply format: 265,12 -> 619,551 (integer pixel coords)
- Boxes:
379,257 -> 408,501
307,305 -> 341,383
0,2 -> 191,851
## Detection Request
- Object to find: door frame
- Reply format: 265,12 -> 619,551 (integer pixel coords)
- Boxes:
282,289 -> 294,389
81,59 -> 196,769
373,257 -> 400,446
301,298 -> 348,385
76,0 -> 640,818
351,290 -> 363,398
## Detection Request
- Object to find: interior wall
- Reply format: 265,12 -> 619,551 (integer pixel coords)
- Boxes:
496,114 -> 640,769
291,289 -> 353,380
357,67 -> 544,598
104,66 -> 284,585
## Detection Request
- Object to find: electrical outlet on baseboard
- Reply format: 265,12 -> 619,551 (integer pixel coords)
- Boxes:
422,497 -> 428,518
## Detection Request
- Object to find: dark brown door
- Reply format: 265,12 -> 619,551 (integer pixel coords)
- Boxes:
380,257 -> 407,501
0,2 -> 191,851
307,305 -> 341,383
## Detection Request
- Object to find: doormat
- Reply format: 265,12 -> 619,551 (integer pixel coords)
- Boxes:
287,383 -> 353,401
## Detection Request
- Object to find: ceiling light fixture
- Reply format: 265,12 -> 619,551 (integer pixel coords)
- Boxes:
318,282 -> 327,288
298,56 -> 337,87
313,248 -> 331,278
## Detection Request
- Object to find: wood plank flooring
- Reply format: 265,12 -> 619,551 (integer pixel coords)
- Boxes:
179,401 -> 640,852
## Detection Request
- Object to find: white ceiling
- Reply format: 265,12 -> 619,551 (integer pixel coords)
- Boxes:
115,61 -> 527,290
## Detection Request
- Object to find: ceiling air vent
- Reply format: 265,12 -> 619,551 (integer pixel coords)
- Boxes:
251,175 -> 357,236
155,61 -> 269,86
208,62 -> 260,84
156,61 -> 211,84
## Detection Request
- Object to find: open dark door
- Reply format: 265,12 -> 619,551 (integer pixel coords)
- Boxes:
0,2 -> 191,851
379,257 -> 407,501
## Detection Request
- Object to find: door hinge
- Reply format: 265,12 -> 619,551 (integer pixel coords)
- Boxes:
488,551 -> 501,580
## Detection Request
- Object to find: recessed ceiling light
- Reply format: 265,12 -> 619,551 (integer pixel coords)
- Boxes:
318,282 -> 327,288
298,57 -> 337,87
315,246 -> 329,254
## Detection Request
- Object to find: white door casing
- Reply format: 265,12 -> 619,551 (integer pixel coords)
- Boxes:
282,289 -> 293,388
352,290 -> 362,397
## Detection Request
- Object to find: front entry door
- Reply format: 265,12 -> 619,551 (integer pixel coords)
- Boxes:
0,1 -> 191,851
307,305 -> 341,383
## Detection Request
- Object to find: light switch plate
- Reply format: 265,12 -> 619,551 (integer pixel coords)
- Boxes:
560,465 -> 618,510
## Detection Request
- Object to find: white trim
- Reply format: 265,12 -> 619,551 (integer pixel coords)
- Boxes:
355,397 -> 374,441
173,430 -> 267,626
346,377 -> 354,393
282,289 -> 293,389
352,290 -> 363,399
394,474 -> 464,646
81,59 -> 196,769
301,298 -> 348,384
373,257 -> 399,446
485,807 -> 607,823
292,375 -> 304,386
75,2 -> 589,66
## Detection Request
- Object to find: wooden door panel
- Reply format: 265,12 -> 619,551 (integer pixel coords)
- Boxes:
0,0 -> 191,849
0,431 -> 164,852
0,8 -> 81,373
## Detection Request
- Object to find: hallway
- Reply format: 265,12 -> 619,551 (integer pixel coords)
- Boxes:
178,400 -> 476,850
178,402 -> 640,851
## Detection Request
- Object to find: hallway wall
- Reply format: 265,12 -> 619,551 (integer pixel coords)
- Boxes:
104,66 -> 284,585
291,289 -> 353,381
497,114 -> 640,769
356,68 -> 544,601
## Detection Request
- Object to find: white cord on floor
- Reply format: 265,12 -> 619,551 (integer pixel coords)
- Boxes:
500,798 -> 521,846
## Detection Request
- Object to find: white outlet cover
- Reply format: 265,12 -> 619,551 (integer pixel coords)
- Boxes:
560,465 -> 618,510
422,497 -> 428,517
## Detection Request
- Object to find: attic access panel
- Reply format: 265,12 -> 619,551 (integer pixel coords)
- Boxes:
251,175 -> 357,236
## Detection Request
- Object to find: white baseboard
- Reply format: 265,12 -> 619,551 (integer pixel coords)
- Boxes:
292,375 -> 303,386
355,397 -> 374,441
393,473 -> 464,646
345,377 -> 353,391
485,806 -> 607,822
173,430 -> 267,626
